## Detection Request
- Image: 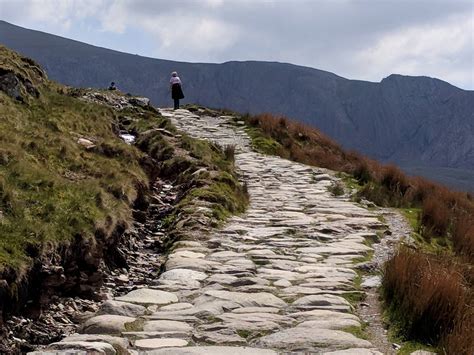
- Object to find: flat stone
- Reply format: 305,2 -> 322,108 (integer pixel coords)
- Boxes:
122,331 -> 190,339
143,320 -> 192,332
166,257 -> 220,271
116,288 -> 178,305
289,309 -> 360,328
273,279 -> 292,287
145,346 -> 277,354
231,307 -> 280,314
207,251 -> 246,260
160,303 -> 194,311
218,312 -> 293,325
361,275 -> 382,289
135,338 -> 188,350
80,315 -> 136,335
204,290 -> 287,308
206,274 -> 238,285
48,341 -> 116,355
172,250 -> 206,259
97,300 -> 147,317
160,269 -> 208,282
193,329 -> 246,345
323,349 -> 383,355
59,334 -> 129,354
292,294 -> 351,309
257,326 -> 372,350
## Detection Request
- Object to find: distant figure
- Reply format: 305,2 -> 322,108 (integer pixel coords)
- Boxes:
108,81 -> 117,90
170,71 -> 184,110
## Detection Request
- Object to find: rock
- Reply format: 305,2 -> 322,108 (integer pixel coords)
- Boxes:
77,137 -> 95,149
217,312 -> 293,325
122,331 -> 190,339
48,341 -> 116,354
231,307 -> 280,314
0,71 -> 21,100
143,320 -> 192,332
323,349 -> 383,355
144,346 -> 277,354
257,326 -> 372,350
129,97 -> 150,107
289,309 -> 360,328
204,290 -> 287,308
165,257 -> 219,271
160,269 -> 208,282
361,275 -> 382,289
79,315 -> 136,335
160,303 -> 194,311
59,334 -> 129,354
292,294 -> 351,310
116,288 -> 178,305
273,279 -> 292,287
409,351 -> 437,355
193,329 -> 246,345
97,300 -> 147,317
135,338 -> 188,350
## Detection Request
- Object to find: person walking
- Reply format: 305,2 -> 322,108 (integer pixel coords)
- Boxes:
170,71 -> 184,110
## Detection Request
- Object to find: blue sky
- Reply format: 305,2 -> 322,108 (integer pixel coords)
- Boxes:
1,0 -> 473,89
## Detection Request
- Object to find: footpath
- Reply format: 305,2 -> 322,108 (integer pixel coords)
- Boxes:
32,109 -> 390,354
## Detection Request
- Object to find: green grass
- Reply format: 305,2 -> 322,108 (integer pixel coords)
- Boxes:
395,341 -> 437,354
244,127 -> 282,155
0,52 -> 147,270
343,323 -> 369,340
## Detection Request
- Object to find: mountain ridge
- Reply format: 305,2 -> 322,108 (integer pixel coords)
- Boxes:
1,20 -> 473,191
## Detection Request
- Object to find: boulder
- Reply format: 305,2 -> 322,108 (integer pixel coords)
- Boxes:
97,300 -> 147,317
80,315 -> 136,335
115,288 -> 178,305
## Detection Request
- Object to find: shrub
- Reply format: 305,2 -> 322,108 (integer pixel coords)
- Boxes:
383,248 -> 473,352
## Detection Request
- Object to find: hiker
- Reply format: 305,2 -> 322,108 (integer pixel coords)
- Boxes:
170,71 -> 184,110
108,81 -> 117,91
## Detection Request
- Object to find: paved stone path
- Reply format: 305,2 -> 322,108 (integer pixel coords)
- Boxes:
34,109 -> 388,354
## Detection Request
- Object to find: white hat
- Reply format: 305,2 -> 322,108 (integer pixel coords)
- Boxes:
171,71 -> 178,77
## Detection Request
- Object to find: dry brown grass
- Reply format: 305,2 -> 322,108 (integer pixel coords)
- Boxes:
383,248 -> 473,353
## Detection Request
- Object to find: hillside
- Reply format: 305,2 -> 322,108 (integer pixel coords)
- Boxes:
0,46 -> 247,352
1,20 -> 473,192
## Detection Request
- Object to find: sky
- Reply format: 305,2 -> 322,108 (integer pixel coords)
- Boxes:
1,0 -> 473,89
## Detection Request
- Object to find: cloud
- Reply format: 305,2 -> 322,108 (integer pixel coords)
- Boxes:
0,0 -> 472,88
355,13 -> 473,86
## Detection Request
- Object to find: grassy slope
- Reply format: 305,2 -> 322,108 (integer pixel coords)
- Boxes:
0,46 -> 146,271
0,46 -> 248,301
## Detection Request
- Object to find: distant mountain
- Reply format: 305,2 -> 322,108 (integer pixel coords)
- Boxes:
1,20 -> 473,191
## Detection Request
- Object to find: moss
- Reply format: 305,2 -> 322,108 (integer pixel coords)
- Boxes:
327,181 -> 345,196
236,329 -> 252,339
244,127 -> 282,155
124,318 -> 145,332
351,250 -> 374,265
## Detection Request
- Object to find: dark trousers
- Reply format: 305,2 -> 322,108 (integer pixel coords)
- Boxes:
174,99 -> 180,110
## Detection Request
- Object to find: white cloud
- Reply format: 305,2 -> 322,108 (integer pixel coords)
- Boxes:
0,0 -> 472,88
355,13 -> 473,87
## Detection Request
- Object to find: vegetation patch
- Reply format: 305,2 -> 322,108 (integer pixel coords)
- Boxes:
0,46 -> 147,272
343,324 -> 369,340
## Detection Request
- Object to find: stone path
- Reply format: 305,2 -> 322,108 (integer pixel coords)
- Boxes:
33,109 -> 389,354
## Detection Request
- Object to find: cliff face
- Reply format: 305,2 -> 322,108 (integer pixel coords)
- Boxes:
1,20 -> 473,190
